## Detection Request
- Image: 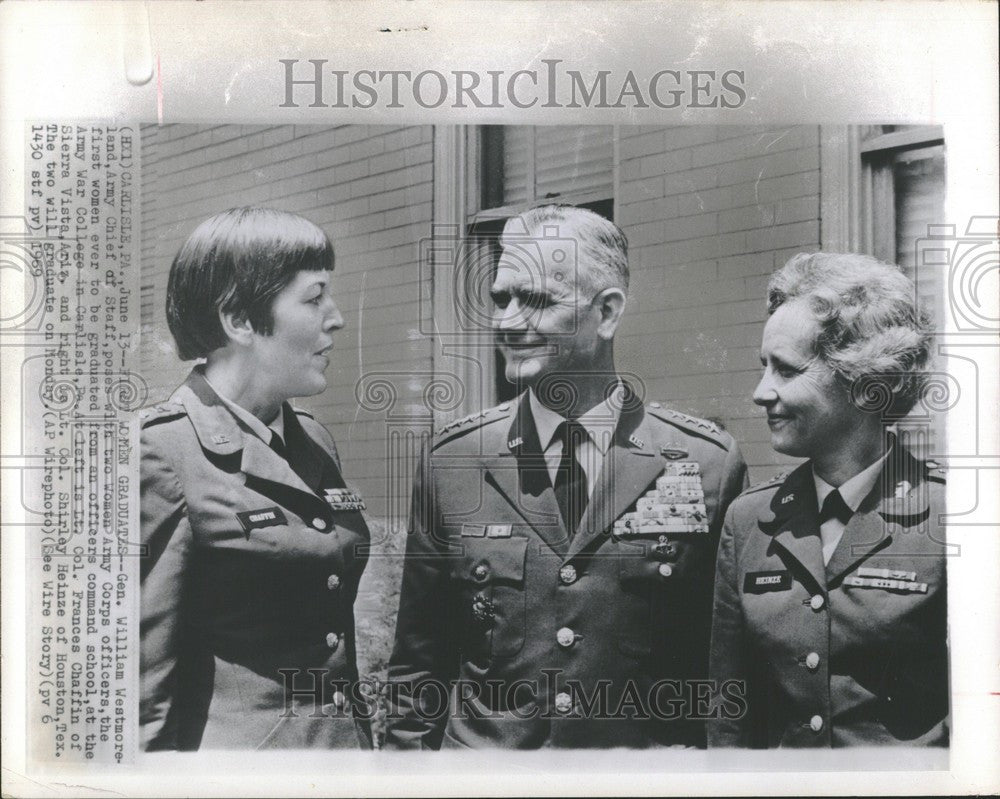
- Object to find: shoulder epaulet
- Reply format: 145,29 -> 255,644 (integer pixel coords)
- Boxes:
741,471 -> 788,495
138,402 -> 186,429
432,402 -> 514,449
645,402 -> 728,448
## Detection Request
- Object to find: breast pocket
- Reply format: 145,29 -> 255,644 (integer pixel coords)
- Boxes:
616,535 -> 706,659
452,537 -> 528,660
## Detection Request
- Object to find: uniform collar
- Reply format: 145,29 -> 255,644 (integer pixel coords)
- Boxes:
202,371 -> 286,445
527,382 -> 624,457
812,449 -> 890,514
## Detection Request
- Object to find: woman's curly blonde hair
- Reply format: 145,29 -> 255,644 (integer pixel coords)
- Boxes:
767,252 -> 934,419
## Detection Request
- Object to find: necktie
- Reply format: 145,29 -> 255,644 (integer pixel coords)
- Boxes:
554,420 -> 589,539
268,430 -> 287,460
819,488 -> 853,525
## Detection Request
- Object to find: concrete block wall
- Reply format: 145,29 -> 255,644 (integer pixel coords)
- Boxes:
615,125 -> 823,483
138,124 -> 435,516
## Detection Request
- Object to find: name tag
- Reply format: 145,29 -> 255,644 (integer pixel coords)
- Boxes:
461,524 -> 486,537
743,570 -> 792,594
236,506 -> 288,537
323,488 -> 367,511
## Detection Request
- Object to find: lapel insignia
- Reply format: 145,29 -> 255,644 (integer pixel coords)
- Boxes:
628,434 -> 645,449
781,493 -> 795,505
613,461 -> 707,537
486,523 -> 512,538
894,480 -> 912,498
660,444 -> 688,460
323,488 -> 367,511
211,434 -> 230,445
235,506 -> 288,538
508,437 -> 523,450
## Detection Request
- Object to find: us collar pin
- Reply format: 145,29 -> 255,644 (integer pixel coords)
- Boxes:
781,493 -> 795,505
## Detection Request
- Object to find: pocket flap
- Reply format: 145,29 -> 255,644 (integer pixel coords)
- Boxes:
459,536 -> 529,583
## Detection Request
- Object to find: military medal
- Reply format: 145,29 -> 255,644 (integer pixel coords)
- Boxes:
323,487 -> 367,511
613,461 -> 708,537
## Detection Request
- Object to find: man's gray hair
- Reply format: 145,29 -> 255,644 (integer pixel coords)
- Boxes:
501,205 -> 629,294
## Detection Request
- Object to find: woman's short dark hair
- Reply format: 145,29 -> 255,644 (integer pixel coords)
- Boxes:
166,207 -> 334,360
767,251 -> 933,418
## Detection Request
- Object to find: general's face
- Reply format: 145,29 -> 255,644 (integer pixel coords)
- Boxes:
490,237 -> 602,390
753,301 -> 863,459
251,269 -> 343,400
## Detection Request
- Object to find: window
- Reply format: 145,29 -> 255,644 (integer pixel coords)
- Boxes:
860,125 -> 946,326
471,125 -> 617,401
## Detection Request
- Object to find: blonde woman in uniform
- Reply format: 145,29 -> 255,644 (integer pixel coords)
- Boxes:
709,252 -> 948,748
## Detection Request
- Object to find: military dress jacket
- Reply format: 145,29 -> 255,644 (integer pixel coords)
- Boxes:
708,444 -> 948,748
386,388 -> 748,749
140,367 -> 372,750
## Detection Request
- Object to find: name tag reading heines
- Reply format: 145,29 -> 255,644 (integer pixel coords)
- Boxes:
323,488 -> 367,511
743,570 -> 792,593
236,506 -> 288,537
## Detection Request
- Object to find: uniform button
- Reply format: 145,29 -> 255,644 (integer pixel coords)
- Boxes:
312,517 -> 327,531
332,690 -> 347,708
473,564 -> 489,581
810,594 -> 825,611
657,563 -> 673,578
327,574 -> 341,591
559,564 -> 578,585
805,652 -> 820,670
325,632 -> 340,650
556,627 -> 576,647
554,692 -> 573,714
809,714 -> 824,732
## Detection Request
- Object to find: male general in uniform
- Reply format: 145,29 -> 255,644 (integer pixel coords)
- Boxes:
386,205 -> 748,749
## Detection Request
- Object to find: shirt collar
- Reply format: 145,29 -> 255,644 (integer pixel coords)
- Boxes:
202,374 -> 285,444
528,382 -> 623,456
813,448 -> 891,513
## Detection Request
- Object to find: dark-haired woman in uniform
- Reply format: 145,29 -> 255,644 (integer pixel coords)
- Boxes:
709,252 -> 948,748
140,207 -> 371,750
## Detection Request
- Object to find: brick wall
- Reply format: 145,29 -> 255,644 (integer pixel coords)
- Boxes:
615,125 -> 822,483
138,124 -> 435,516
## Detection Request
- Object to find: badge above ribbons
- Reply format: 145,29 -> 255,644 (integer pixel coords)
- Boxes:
324,488 -> 367,511
613,461 -> 708,537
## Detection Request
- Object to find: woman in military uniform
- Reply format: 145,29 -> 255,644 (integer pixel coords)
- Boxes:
140,207 -> 372,750
709,252 -> 948,748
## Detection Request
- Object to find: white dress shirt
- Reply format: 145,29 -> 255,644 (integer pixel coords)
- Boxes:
528,383 -> 624,500
813,450 -> 890,565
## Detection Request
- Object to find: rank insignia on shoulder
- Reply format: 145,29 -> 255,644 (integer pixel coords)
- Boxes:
236,506 -> 288,537
486,523 -> 512,538
743,570 -> 791,593
323,488 -> 367,511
